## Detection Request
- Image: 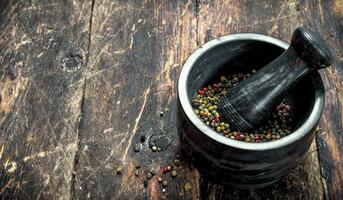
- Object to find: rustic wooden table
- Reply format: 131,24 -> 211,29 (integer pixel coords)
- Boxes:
0,0 -> 342,199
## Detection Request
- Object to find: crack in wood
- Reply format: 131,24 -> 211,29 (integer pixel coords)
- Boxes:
70,0 -> 96,199
70,80 -> 86,199
195,0 -> 200,46
85,0 -> 96,68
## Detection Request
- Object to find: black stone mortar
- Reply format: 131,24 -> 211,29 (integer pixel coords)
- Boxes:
177,34 -> 325,189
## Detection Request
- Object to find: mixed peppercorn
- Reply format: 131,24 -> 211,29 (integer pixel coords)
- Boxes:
191,69 -> 294,142
127,124 -> 182,191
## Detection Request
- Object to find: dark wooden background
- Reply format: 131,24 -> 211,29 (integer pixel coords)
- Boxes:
0,0 -> 342,199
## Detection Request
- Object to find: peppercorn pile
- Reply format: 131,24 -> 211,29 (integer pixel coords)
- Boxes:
191,69 -> 294,142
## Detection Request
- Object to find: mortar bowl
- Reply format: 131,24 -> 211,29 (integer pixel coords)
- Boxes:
177,34 -> 325,189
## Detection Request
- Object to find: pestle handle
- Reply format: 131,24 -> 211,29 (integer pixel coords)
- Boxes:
218,27 -> 333,132
291,27 -> 332,69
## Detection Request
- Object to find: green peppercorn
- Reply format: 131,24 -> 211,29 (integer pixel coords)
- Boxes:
171,170 -> 177,177
152,146 -> 157,152
146,173 -> 152,179
162,180 -> 168,187
134,144 -> 141,152
174,159 -> 181,166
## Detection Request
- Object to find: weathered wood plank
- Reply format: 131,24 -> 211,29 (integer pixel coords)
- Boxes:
0,0 -> 92,199
73,0 -> 341,199
196,0 -> 325,199
73,0 -> 200,199
0,0 -> 341,199
306,0 -> 343,198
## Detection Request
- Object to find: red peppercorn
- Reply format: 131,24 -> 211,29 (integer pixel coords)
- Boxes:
198,90 -> 205,95
276,105 -> 281,110
162,166 -> 168,173
203,87 -> 208,92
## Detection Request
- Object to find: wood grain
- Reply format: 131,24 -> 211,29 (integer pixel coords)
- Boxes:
0,0 -> 92,199
303,0 -> 343,199
0,0 -> 342,199
195,0 -> 325,199
72,1 -> 200,199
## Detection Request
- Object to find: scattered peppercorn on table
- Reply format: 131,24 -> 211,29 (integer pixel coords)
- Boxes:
0,1 -> 342,199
